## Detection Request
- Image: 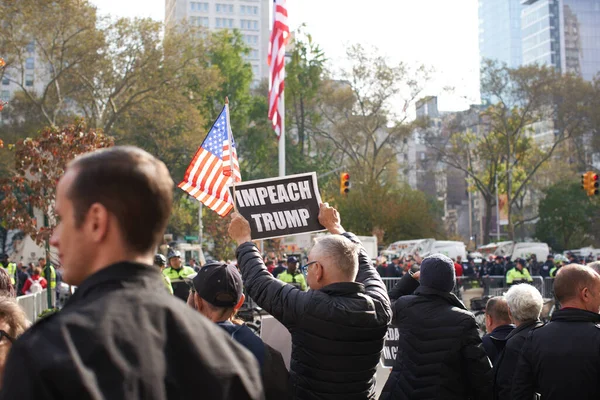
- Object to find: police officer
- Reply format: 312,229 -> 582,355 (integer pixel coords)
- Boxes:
0,254 -> 16,286
540,254 -> 554,278
277,256 -> 307,291
506,259 -> 533,286
163,250 -> 195,301
38,258 -> 57,291
154,254 -> 173,295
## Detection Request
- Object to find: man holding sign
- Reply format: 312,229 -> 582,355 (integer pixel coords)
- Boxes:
229,203 -> 392,400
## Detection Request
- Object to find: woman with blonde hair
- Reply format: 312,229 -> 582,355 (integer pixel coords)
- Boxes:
0,297 -> 28,386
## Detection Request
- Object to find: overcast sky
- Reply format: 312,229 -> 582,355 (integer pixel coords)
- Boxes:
90,0 -> 481,111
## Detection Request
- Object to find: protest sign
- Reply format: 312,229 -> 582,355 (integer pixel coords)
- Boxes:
229,172 -> 325,240
380,326 -> 399,368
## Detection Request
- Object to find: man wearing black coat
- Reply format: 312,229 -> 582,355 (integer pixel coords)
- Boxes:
512,264 -> 600,400
0,147 -> 263,400
380,254 -> 493,400
229,203 -> 392,400
482,297 -> 514,366
540,254 -> 554,278
493,283 -> 544,400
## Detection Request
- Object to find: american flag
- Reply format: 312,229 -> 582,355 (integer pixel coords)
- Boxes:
268,0 -> 289,139
178,105 -> 241,217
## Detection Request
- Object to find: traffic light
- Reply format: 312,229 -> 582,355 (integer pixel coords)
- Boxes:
582,171 -> 599,196
340,172 -> 350,195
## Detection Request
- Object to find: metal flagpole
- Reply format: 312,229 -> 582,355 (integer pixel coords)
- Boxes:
225,97 -> 238,213
495,172 -> 500,241
278,93 -> 285,177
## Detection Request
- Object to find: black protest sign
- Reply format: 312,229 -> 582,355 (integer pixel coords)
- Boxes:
380,326 -> 399,367
229,172 -> 325,240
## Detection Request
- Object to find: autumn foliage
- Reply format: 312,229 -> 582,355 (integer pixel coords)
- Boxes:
0,120 -> 114,244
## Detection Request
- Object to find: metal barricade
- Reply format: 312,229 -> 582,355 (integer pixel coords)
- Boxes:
543,277 -> 555,299
16,289 -> 50,323
381,277 -> 402,293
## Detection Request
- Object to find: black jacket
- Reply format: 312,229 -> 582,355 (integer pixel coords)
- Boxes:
493,320 -> 543,400
481,324 -> 514,366
0,262 -> 263,400
380,286 -> 493,400
540,261 -> 553,278
236,232 -> 392,400
512,308 -> 600,400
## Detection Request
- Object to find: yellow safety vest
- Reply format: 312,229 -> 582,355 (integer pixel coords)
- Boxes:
43,264 -> 57,289
1,263 -> 16,285
506,267 -> 533,285
278,271 -> 307,291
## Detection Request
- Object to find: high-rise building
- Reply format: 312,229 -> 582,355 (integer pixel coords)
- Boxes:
478,0 -> 524,68
165,0 -> 270,86
521,0 -> 600,81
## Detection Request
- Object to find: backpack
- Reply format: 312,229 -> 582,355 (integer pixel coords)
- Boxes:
28,277 -> 43,294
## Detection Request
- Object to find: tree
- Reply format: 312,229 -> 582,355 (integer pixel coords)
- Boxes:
316,45 -> 429,190
202,206 -> 236,261
535,182 -> 600,252
426,60 -> 593,242
0,0 -> 103,127
335,183 -> 445,245
0,120 -> 114,245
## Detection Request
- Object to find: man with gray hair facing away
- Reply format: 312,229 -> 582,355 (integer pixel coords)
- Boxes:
228,203 -> 392,400
493,284 -> 544,400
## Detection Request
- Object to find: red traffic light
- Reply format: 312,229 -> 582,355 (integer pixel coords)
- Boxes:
342,173 -> 350,180
593,174 -> 599,181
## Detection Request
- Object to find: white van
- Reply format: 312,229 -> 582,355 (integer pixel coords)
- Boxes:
428,241 -> 467,261
512,242 -> 550,260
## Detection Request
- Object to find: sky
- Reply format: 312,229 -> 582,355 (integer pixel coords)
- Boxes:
90,0 -> 481,112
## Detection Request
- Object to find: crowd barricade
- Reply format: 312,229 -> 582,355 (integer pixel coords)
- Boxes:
543,277 -> 555,299
381,277 -> 402,293
16,289 -> 52,323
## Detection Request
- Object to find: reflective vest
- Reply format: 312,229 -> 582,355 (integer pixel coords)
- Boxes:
163,266 -> 196,283
278,271 -> 307,291
43,264 -> 57,289
162,274 -> 174,295
506,267 -> 533,285
1,263 -> 16,285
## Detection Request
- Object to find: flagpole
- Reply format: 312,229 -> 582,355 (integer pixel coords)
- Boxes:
279,94 -> 285,177
225,97 -> 238,213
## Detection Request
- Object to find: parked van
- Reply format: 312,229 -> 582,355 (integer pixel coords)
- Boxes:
429,241 -> 467,261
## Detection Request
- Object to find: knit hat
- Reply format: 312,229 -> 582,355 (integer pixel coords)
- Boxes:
420,254 -> 456,293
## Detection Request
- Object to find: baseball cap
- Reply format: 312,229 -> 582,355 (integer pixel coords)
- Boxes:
287,256 -> 298,264
186,262 -> 243,308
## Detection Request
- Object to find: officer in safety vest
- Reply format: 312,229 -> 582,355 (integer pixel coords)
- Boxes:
0,254 -> 16,286
154,254 -> 173,295
38,257 -> 57,290
163,250 -> 195,301
277,256 -> 307,291
506,258 -> 533,286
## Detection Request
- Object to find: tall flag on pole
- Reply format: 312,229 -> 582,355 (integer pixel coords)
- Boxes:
268,0 -> 289,139
178,104 -> 241,217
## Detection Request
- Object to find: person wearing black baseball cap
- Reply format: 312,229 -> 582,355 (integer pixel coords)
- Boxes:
186,262 -> 288,399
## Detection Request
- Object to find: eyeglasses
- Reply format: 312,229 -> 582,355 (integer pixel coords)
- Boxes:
0,330 -> 14,343
300,261 -> 318,274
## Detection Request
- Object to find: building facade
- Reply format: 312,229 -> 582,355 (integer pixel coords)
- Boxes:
479,0 -> 524,68
165,0 -> 270,86
521,0 -> 600,80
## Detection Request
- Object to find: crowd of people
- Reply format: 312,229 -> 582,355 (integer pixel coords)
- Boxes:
0,145 -> 599,399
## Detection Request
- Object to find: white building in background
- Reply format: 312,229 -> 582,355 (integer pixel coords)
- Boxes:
165,0 -> 270,86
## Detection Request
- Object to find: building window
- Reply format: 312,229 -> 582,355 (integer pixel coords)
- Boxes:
216,18 -> 234,28
2,75 -> 9,86
240,19 -> 258,31
216,3 -> 234,13
241,5 -> 258,15
191,2 -> 209,12
25,73 -> 34,87
26,41 -> 35,53
26,57 -> 34,70
251,64 -> 259,76
0,90 -> 9,102
190,16 -> 209,27
243,34 -> 258,46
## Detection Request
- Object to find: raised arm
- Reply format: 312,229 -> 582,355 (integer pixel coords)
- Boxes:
229,213 -> 306,328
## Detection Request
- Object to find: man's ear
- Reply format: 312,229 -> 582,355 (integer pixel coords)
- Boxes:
315,262 -> 324,282
85,203 -> 109,243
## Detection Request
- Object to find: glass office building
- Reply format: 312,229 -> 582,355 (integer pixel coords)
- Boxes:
479,0 -> 524,68
521,0 -> 600,81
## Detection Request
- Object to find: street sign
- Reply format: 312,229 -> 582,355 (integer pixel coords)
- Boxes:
185,236 -> 198,241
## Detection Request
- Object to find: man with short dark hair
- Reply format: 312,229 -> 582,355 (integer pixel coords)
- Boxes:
512,264 -> 600,400
0,146 -> 263,400
540,254 -> 554,277
271,258 -> 287,278
229,203 -> 391,400
482,297 -> 514,365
